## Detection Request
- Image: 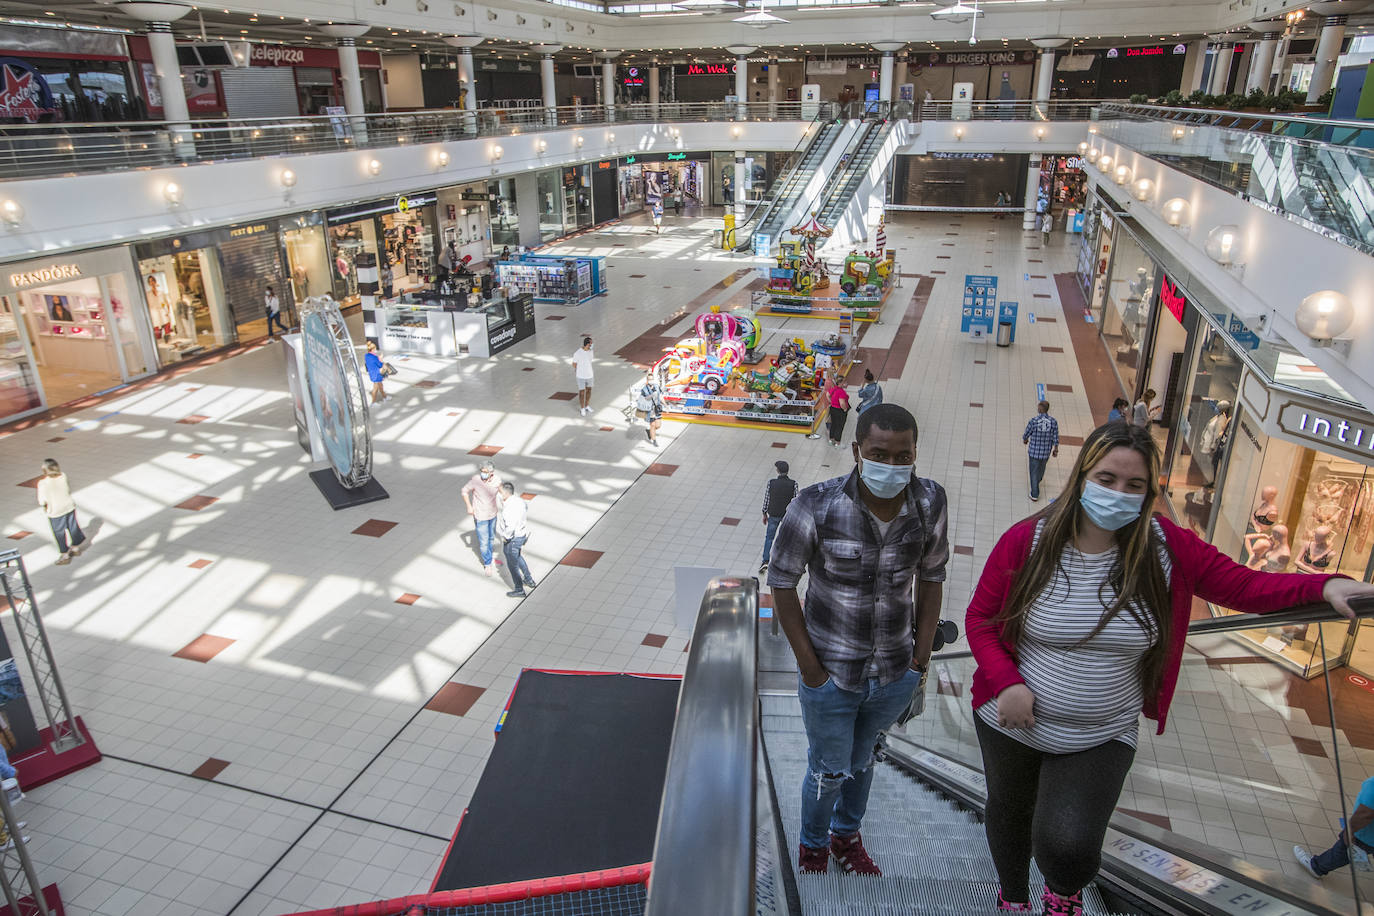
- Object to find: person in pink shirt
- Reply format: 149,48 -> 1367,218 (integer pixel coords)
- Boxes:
461,460 -> 503,576
964,422 -> 1373,916
825,378 -> 851,448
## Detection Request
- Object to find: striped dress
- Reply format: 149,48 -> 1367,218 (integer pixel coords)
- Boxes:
977,521 -> 1170,753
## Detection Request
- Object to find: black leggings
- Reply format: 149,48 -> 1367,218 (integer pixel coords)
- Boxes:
974,714 -> 1135,900
828,406 -> 848,443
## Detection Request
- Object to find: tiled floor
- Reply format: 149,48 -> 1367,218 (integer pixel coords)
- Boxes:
1,210 -> 1370,915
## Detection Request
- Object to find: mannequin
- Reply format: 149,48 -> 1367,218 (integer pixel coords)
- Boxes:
1198,400 -> 1232,483
1251,486 -> 1280,533
1245,523 -> 1290,572
1297,525 -> 1337,573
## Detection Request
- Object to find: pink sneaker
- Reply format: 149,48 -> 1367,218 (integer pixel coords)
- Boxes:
997,889 -> 1032,911
1042,889 -> 1082,916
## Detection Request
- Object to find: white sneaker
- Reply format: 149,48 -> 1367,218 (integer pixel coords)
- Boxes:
1293,845 -> 1321,879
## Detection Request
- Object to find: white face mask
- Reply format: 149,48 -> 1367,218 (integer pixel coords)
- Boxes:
859,457 -> 914,499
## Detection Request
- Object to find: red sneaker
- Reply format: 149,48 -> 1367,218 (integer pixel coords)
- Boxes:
829,831 -> 882,876
997,888 -> 1032,911
798,843 -> 828,874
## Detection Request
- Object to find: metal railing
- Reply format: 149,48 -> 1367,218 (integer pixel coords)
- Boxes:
919,99 -> 1111,122
644,577 -> 758,916
1094,102 -> 1374,253
0,101 -> 827,183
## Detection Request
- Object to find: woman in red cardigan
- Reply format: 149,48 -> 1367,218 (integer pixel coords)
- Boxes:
965,422 -> 1371,916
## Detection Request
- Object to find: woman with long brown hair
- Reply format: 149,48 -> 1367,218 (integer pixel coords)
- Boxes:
966,423 -> 1372,916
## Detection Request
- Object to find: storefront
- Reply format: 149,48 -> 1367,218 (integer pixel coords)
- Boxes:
0,247 -> 153,421
281,212 -> 332,305
618,160 -> 645,215
590,160 -> 620,225
710,151 -> 771,208
1,24 -> 141,122
488,178 -> 520,250
326,192 -> 440,306
126,36 -> 227,119
436,183 -> 493,272
135,220 -> 287,357
891,153 -> 1028,209
635,152 -> 709,210
1038,155 -> 1087,220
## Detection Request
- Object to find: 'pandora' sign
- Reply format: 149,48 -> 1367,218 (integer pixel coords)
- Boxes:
9,264 -> 83,288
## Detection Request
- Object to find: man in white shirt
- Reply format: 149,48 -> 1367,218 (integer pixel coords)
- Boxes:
265,285 -> 286,336
571,336 -> 595,416
496,482 -> 536,597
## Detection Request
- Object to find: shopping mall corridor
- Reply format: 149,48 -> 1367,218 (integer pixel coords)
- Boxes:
0,210 -> 1369,916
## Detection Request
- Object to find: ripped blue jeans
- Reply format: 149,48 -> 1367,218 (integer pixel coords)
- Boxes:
796,668 -> 921,849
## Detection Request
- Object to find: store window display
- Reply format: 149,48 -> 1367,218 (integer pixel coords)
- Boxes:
137,252 -> 234,363
282,221 -> 331,305
0,296 -> 42,419
488,178 -> 519,249
1098,230 -> 1154,398
1213,421 -> 1374,675
329,219 -> 377,304
537,170 -> 565,242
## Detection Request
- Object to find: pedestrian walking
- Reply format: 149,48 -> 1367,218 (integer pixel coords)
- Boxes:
759,460 -> 798,574
36,459 -> 87,565
1023,399 -> 1059,502
1295,771 -> 1374,880
265,285 -> 287,336
1107,397 -> 1129,424
855,369 -> 883,415
496,482 -> 536,598
769,404 -> 950,875
1132,389 -> 1160,427
461,460 -> 503,576
380,262 -> 394,299
826,378 -> 851,448
364,340 -> 388,404
635,373 -> 664,446
571,337 -> 595,416
651,199 -> 664,234
1040,211 -> 1053,247
994,190 -> 1009,218
965,423 -> 1374,916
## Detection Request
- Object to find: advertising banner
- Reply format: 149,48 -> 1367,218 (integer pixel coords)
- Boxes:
961,274 -> 998,337
0,625 -> 41,758
300,298 -> 373,489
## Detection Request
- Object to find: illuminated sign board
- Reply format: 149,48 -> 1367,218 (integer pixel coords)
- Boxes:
1160,274 -> 1187,323
1278,402 -> 1374,465
685,63 -> 733,75
9,264 -> 82,288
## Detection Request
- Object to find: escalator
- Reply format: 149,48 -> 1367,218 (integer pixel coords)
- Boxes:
738,118 -> 851,253
811,119 -> 895,229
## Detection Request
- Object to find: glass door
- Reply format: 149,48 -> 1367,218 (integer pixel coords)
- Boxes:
0,294 -> 44,421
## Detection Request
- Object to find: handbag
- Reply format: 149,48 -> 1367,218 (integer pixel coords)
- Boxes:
382,362 -> 397,377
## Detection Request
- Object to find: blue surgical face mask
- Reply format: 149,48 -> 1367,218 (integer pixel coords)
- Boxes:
1079,479 -> 1146,531
860,457 -> 914,499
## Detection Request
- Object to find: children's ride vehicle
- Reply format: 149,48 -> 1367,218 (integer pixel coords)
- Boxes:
811,332 -> 847,359
653,338 -> 745,395
839,253 -> 883,296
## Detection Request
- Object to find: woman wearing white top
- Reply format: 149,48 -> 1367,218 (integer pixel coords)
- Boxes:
36,459 -> 87,565
496,482 -> 536,598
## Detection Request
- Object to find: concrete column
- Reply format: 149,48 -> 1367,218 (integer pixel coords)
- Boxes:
599,52 -> 620,122
1246,35 -> 1278,93
1272,37 -> 1291,93
1307,16 -> 1347,103
649,64 -> 660,117
1035,50 -> 1056,101
1022,153 -> 1042,230
514,172 -> 542,250
872,41 -> 903,111
727,45 -> 755,120
768,57 -> 779,117
459,49 -> 477,111
1209,43 -> 1234,95
321,24 -> 371,142
734,151 -> 746,222
1180,40 -> 1207,93
537,45 -> 559,125
146,24 -> 190,125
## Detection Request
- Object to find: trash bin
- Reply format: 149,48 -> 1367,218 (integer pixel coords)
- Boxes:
996,319 -> 1014,347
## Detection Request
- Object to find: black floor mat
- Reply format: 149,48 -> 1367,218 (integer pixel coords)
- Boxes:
434,671 -> 680,891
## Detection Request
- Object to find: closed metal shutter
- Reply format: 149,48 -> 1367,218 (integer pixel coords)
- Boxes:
220,68 -> 299,118
216,234 -> 288,328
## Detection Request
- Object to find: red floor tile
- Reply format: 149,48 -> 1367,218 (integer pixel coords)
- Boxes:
1291,735 -> 1329,758
16,476 -> 41,488
520,492 -> 537,501
549,391 -> 578,401
395,593 -> 421,605
963,460 -> 980,468
1117,807 -> 1173,832
468,445 -> 503,457
721,517 -> 741,526
6,531 -> 30,540
560,548 -> 604,569
426,682 -> 486,717
1046,383 -> 1073,392
645,463 -> 678,476
969,402 -> 984,408
771,442 -> 787,448
352,519 -> 398,538
191,758 -> 230,780
1041,346 -> 1065,354
954,545 -> 975,556
414,380 -> 439,389
642,633 -> 668,648
1060,436 -> 1085,446
173,634 -> 235,663
545,315 -> 566,321
177,415 -> 210,425
973,360 -> 987,366
45,437 -> 64,443
599,426 -> 614,432
187,453 -> 203,459
188,559 -> 213,569
522,367 -> 535,371
175,495 -> 219,511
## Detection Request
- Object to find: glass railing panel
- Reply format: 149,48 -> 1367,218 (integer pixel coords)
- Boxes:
896,603 -> 1372,914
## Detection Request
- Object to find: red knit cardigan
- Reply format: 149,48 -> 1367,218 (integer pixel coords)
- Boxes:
966,514 -> 1340,735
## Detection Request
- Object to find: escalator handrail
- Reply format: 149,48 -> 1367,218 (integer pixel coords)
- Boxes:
805,121 -> 879,226
817,120 -> 893,224
644,577 -> 758,916
1183,595 -> 1373,636
738,116 -> 842,247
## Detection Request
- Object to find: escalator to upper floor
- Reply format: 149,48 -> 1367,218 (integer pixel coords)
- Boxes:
739,118 -> 853,252
810,119 -> 895,230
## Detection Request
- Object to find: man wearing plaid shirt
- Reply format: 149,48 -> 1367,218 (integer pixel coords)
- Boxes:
767,403 -> 950,876
1023,399 -> 1059,502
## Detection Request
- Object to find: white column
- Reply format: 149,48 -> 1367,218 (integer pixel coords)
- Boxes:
1209,43 -> 1234,95
459,49 -> 477,111
1035,50 -> 1055,101
1272,37 -> 1291,93
321,24 -> 371,142
735,151 -> 746,222
872,41 -> 903,111
736,56 -> 749,118
768,57 -> 779,117
1181,39 -> 1207,93
1307,16 -> 1347,103
146,24 -> 189,125
1022,153 -> 1041,230
599,52 -> 620,122
649,64 -> 660,117
1246,35 -> 1278,93
537,44 -> 560,126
